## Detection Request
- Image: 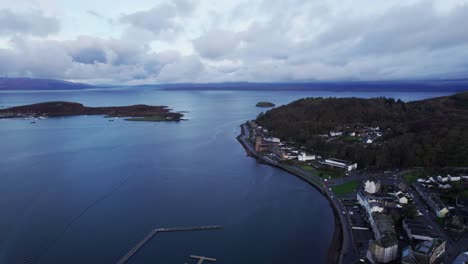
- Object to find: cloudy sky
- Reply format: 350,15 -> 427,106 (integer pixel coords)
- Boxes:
0,0 -> 467,84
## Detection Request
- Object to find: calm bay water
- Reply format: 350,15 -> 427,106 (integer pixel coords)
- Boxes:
0,89 -> 452,264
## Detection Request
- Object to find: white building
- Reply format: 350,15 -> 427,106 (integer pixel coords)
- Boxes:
266,137 -> 281,143
324,158 -> 358,171
298,153 -> 315,161
365,180 -> 381,194
395,191 -> 408,204
329,131 -> 343,137
366,139 -> 374,144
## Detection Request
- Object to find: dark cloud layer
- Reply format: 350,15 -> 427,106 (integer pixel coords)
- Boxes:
0,0 -> 467,84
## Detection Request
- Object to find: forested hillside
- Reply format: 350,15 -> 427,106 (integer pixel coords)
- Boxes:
256,92 -> 468,168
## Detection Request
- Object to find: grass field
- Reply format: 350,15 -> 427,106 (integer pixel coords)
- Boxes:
402,170 -> 425,183
298,165 -> 315,172
316,168 -> 345,179
331,180 -> 359,196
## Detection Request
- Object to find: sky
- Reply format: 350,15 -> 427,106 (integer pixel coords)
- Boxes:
0,0 -> 467,84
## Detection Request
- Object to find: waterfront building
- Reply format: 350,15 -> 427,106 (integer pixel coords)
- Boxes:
298,152 -> 315,161
323,158 -> 357,171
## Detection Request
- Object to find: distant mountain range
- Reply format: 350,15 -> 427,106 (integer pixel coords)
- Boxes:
1,77 -> 468,92
0,78 -> 92,90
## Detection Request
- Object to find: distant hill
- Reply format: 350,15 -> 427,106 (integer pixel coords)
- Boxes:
256,92 -> 468,168
156,80 -> 468,92
0,78 -> 92,90
1,78 -> 468,92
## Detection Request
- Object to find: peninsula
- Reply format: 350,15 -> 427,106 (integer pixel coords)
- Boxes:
239,91 -> 468,264
0,101 -> 184,122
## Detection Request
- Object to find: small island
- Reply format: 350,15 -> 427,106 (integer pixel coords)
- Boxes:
0,101 -> 184,122
256,102 -> 275,107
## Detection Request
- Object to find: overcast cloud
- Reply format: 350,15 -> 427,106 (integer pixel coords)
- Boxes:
0,0 -> 467,84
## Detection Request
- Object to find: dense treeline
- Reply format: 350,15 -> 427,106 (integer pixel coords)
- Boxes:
256,92 -> 468,169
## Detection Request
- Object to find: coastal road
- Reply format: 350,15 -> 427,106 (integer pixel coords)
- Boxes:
237,123 -> 358,264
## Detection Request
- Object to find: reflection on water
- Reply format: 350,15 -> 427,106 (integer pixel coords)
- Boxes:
0,89 -> 452,264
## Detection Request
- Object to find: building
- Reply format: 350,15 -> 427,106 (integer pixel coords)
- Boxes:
265,137 -> 281,143
323,158 -> 357,171
298,152 -> 315,161
401,239 -> 446,264
329,131 -> 343,137
254,136 -> 270,152
366,213 -> 399,263
403,219 -> 437,241
357,191 -> 385,217
412,183 -> 450,218
364,180 -> 381,194
395,191 -> 409,204
358,191 -> 398,263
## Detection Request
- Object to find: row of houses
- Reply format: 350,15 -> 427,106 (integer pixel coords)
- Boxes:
402,239 -> 446,264
412,182 -> 450,218
249,121 -> 358,172
357,180 -> 446,264
328,126 -> 384,144
357,191 -> 399,263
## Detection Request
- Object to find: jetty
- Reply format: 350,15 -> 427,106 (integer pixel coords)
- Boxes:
116,225 -> 222,264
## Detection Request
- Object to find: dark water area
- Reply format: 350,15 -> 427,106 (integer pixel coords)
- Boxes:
0,89 -> 452,264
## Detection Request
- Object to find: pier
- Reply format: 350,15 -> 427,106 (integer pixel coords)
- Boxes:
116,225 -> 222,264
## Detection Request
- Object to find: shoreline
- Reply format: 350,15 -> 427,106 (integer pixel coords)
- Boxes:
236,122 -> 346,264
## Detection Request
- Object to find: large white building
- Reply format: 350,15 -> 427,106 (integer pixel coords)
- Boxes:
324,158 -> 357,171
298,152 -> 315,161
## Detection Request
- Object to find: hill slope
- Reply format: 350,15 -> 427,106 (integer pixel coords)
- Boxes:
256,92 -> 468,168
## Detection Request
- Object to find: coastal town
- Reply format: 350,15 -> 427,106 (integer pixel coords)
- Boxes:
238,120 -> 468,264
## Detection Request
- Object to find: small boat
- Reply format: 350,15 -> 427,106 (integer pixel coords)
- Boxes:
30,121 -> 36,124
108,119 -> 114,122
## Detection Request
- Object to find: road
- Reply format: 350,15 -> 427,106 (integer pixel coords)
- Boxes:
237,123 -> 358,264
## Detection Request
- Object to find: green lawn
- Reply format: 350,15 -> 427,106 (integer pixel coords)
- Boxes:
342,136 -> 360,143
298,165 -> 315,172
402,170 -> 425,184
316,168 -> 345,179
331,180 -> 360,196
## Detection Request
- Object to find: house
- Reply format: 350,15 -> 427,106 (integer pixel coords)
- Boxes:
364,180 -> 381,194
323,158 -> 357,171
298,152 -> 315,161
403,219 -> 438,242
401,239 -> 445,264
412,183 -> 450,218
395,191 -> 409,204
366,213 -> 399,263
357,191 -> 385,217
